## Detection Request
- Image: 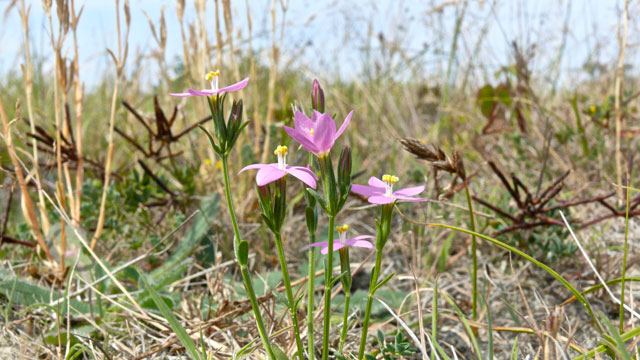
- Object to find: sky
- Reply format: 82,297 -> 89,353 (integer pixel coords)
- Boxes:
0,0 -> 636,90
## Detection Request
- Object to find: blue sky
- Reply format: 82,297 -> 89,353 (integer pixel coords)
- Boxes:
0,0 -> 635,89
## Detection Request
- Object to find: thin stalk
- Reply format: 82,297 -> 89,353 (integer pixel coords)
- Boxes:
357,246 -> 383,359
339,287 -> 351,353
338,247 -> 352,353
221,156 -> 275,360
321,215 -> 336,360
274,232 -> 305,359
620,176 -> 631,332
307,238 -> 317,359
464,184 -> 478,321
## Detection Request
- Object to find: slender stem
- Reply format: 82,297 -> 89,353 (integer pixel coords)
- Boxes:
321,215 -> 336,360
307,239 -> 317,360
221,156 -> 275,360
274,232 -> 305,359
464,184 -> 478,321
339,290 -> 351,353
358,247 -> 383,359
620,177 -> 631,332
338,247 -> 352,353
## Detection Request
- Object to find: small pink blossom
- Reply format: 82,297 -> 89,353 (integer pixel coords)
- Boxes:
239,145 -> 317,188
170,70 -> 248,97
351,175 -> 426,205
284,110 -> 353,158
306,224 -> 374,255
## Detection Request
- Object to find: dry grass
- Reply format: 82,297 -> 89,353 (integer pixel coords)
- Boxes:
1,0 -> 640,359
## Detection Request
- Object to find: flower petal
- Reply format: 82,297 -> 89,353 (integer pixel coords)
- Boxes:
256,166 -> 286,186
218,77 -> 249,93
393,185 -> 425,197
395,195 -> 427,203
187,88 -> 216,96
350,235 -> 375,241
368,195 -> 395,205
294,111 -> 316,131
344,239 -> 374,249
313,113 -> 337,153
285,166 -> 317,189
169,92 -> 192,97
351,184 -> 385,197
238,163 -> 269,174
368,176 -> 387,188
284,126 -> 320,154
306,241 -> 329,249
334,110 -> 353,140
321,242 -> 346,255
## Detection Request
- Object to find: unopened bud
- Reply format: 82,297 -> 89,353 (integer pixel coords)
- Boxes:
311,79 -> 325,113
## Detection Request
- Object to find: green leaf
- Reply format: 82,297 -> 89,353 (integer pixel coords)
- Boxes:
140,273 -> 201,360
272,345 -> 290,360
476,84 -> 496,118
237,240 -> 249,266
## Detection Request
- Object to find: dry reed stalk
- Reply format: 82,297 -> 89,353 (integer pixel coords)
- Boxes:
214,0 -> 223,71
260,0 -> 288,164
221,0 -> 239,80
44,0 -> 70,271
90,0 -> 130,250
175,0 -> 191,84
243,0 -> 260,155
0,98 -> 54,264
18,0 -> 50,236
70,0 -> 84,225
614,0 -> 630,203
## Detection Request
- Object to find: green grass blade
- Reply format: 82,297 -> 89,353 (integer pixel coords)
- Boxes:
429,223 -> 602,334
510,336 -> 519,360
140,274 -> 201,360
441,292 -> 482,360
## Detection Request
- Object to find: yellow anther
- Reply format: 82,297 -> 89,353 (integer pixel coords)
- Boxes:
310,128 -> 314,136
274,145 -> 288,155
336,224 -> 349,233
382,174 -> 399,184
206,70 -> 220,81
589,105 -> 596,113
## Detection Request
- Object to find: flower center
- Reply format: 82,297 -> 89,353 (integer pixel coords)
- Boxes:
336,224 -> 349,244
309,128 -> 314,136
382,174 -> 399,197
206,70 -> 220,91
274,145 -> 288,170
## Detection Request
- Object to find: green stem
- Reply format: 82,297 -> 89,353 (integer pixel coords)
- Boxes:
321,215 -> 336,360
274,232 -> 305,359
338,247 -> 352,353
464,184 -> 478,321
307,239 -> 317,360
339,290 -> 351,353
221,156 -> 275,360
358,247 -> 383,359
620,177 -> 631,333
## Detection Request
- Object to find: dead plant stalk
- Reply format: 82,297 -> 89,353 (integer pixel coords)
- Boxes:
615,0 -> 630,203
91,0 -> 129,249
0,98 -> 54,263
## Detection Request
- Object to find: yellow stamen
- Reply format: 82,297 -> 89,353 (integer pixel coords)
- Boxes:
206,70 -> 220,81
336,224 -> 349,234
382,174 -> 399,184
274,145 -> 288,156
310,128 -> 314,136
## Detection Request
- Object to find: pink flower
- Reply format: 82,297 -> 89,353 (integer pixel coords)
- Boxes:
283,110 -> 353,158
306,225 -> 374,255
351,175 -> 426,205
170,70 -> 248,97
239,146 -> 317,188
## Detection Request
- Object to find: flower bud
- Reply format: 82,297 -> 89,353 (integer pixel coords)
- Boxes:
311,79 -> 325,113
